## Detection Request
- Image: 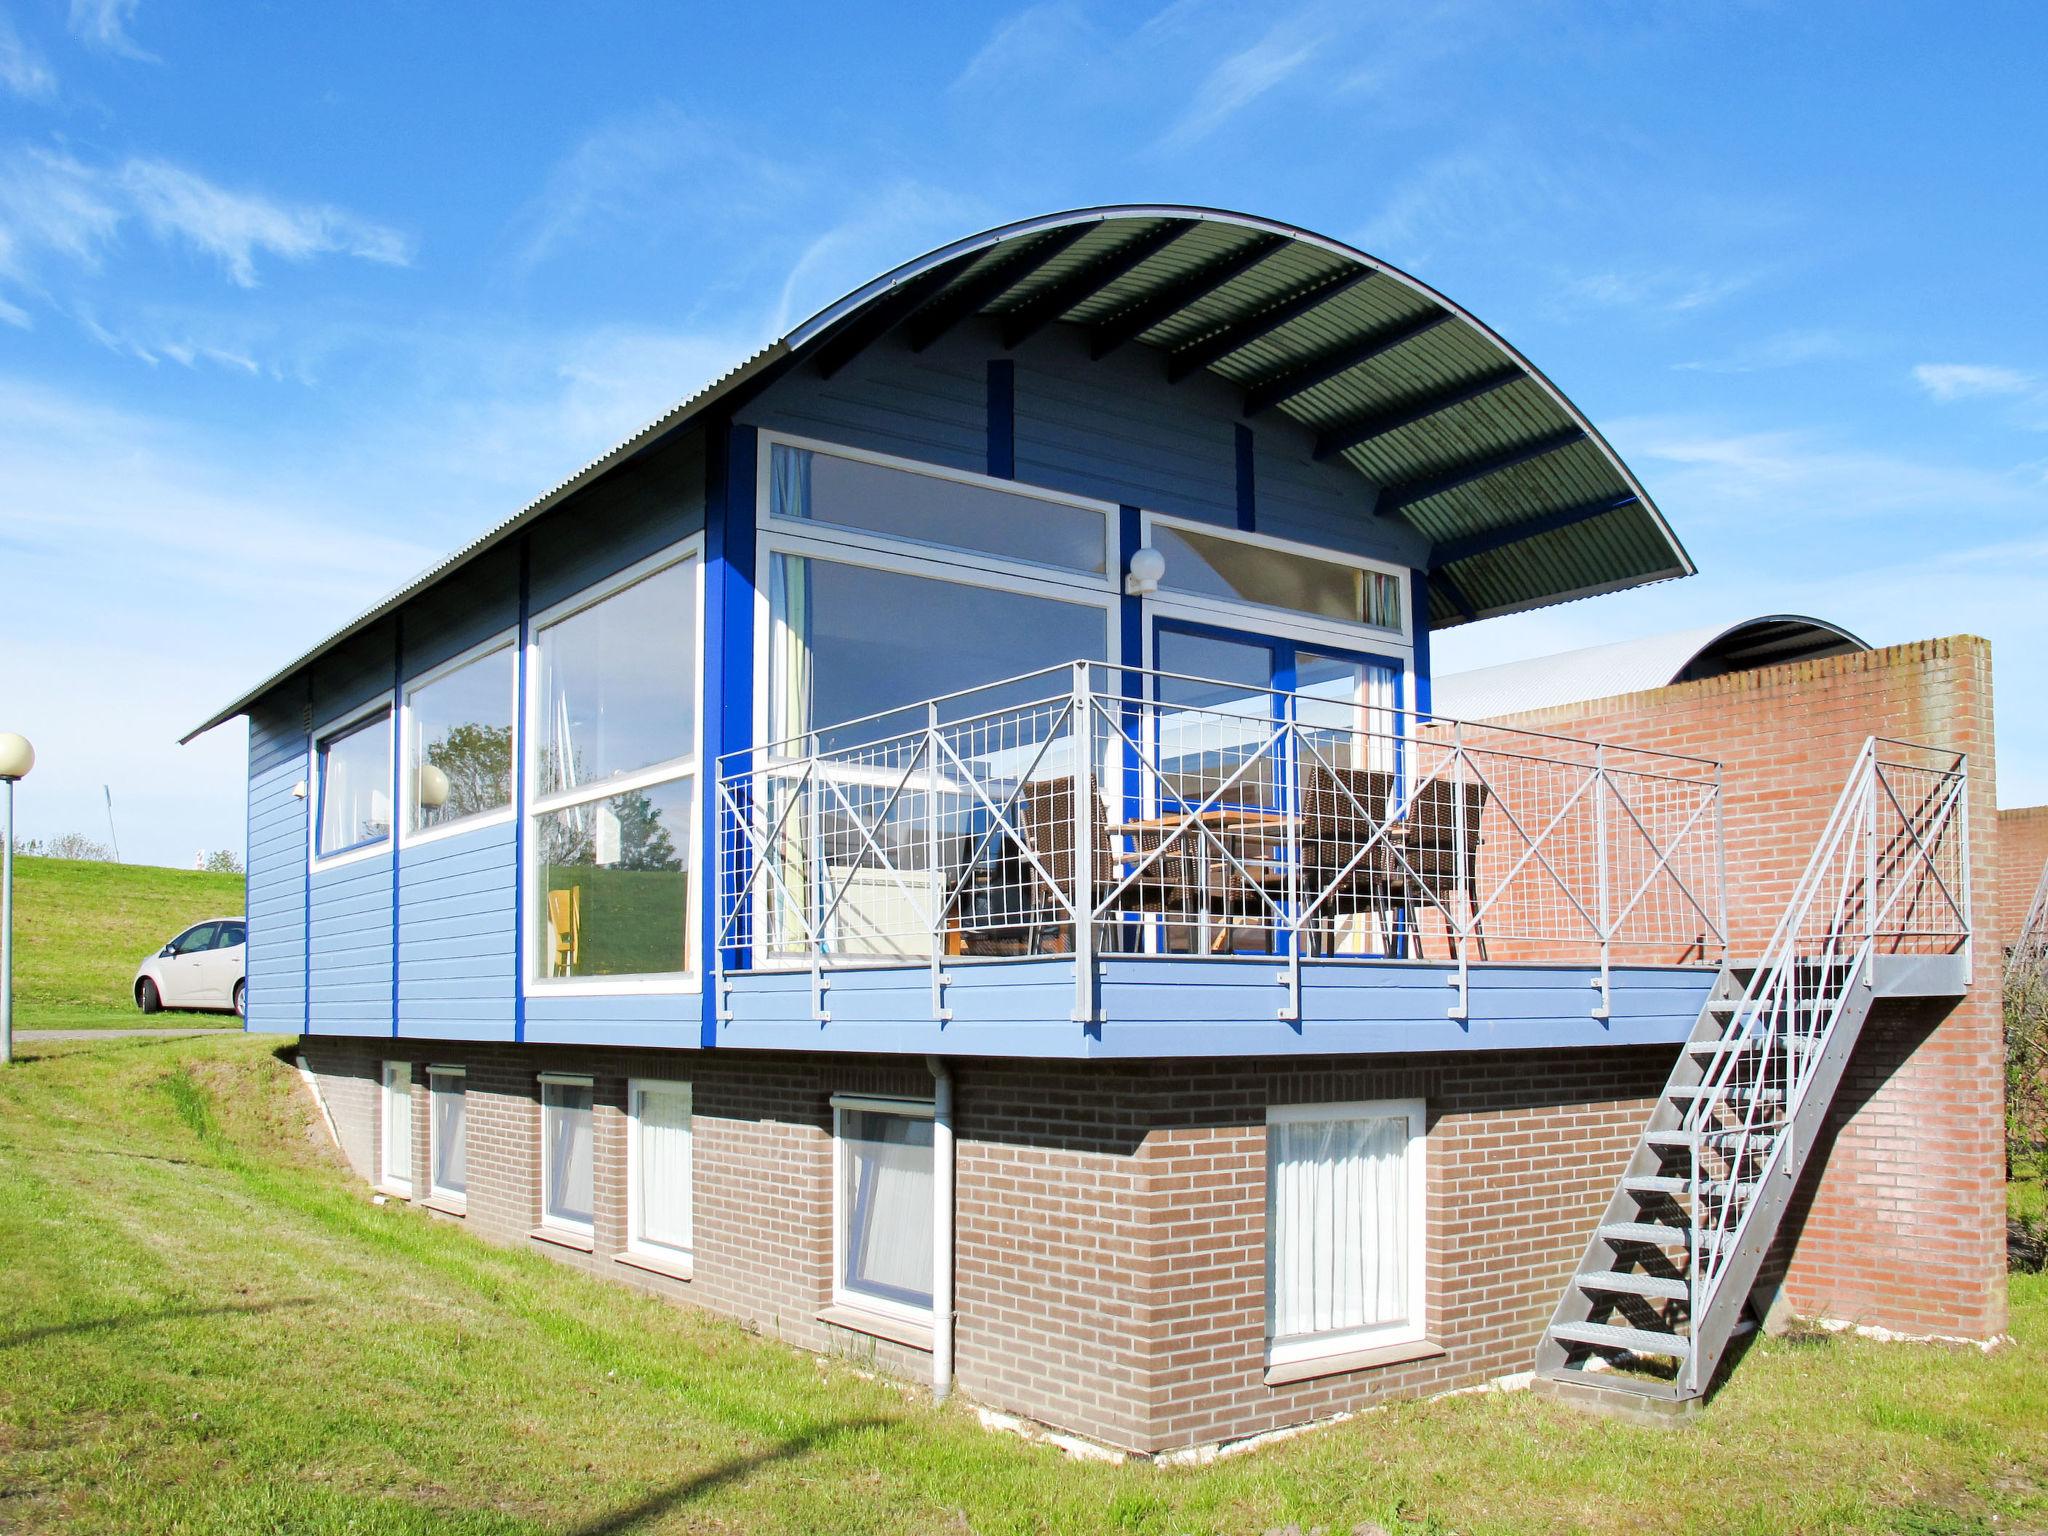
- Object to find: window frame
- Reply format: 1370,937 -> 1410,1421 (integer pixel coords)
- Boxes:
400,629 -> 520,849
1264,1097 -> 1428,1368
538,1072 -> 597,1236
1140,510 -> 1416,650
625,1077 -> 694,1268
426,1065 -> 467,1208
521,538 -> 705,997
829,1092 -> 937,1328
308,693 -> 396,870
379,1059 -> 414,1198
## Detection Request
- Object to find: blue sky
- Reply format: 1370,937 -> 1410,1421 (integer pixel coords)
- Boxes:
2,0 -> 2044,866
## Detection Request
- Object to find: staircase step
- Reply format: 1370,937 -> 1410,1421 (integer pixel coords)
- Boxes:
1624,1174 -> 1688,1196
1577,1270 -> 1689,1300
1668,1085 -> 1786,1106
1600,1221 -> 1694,1248
1646,1127 -> 1780,1150
1549,1320 -> 1692,1359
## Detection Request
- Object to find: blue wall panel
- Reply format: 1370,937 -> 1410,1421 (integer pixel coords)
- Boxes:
396,818 -> 515,1041
309,849 -> 394,1035
244,701 -> 306,1035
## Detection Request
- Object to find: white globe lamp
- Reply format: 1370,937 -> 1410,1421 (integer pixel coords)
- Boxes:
0,730 -> 32,1066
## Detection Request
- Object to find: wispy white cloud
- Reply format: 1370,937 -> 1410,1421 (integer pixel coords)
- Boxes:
1673,328 -> 1860,374
118,158 -> 412,285
1155,11 -> 1327,149
1911,362 -> 2035,401
67,0 -> 153,61
1561,265 -> 1757,316
0,9 -> 56,98
950,1 -> 1099,95
769,180 -> 983,334
1353,146 -> 1566,265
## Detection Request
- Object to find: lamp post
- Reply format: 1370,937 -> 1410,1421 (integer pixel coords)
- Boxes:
0,732 -> 34,1067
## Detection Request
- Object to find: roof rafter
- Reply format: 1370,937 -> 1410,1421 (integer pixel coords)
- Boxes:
1427,493 -> 1641,571
1086,232 -> 1288,360
1163,267 -> 1372,383
1240,310 -> 1451,418
999,219 -> 1196,350
1431,568 -> 1480,623
1377,427 -> 1588,517
811,254 -> 978,379
905,225 -> 1092,353
1312,367 -> 1523,462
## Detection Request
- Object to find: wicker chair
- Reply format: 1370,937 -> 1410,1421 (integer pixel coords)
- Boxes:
1298,765 -> 1403,954
1399,776 -> 1490,958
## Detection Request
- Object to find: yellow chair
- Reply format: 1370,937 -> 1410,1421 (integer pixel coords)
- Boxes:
547,886 -> 581,976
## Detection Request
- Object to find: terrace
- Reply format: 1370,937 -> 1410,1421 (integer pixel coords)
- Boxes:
711,661 -> 1728,1057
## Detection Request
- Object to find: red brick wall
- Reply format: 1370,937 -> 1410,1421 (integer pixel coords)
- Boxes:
2000,805 -> 2048,952
1479,636 -> 2007,1340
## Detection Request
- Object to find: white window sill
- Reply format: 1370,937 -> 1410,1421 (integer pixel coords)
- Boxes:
817,1303 -> 933,1354
1263,1338 -> 1445,1387
376,1183 -> 412,1202
422,1194 -> 467,1218
529,1225 -> 594,1254
615,1249 -> 694,1284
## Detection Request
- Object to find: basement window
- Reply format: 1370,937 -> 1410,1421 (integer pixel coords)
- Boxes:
379,1060 -> 413,1198
830,1095 -> 934,1326
427,1066 -> 466,1207
539,1075 -> 595,1235
1265,1098 -> 1427,1367
626,1079 -> 693,1267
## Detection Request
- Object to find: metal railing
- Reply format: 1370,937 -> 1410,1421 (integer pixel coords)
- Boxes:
2006,856 -> 2048,988
714,661 -> 1727,1024
1682,737 -> 1969,1392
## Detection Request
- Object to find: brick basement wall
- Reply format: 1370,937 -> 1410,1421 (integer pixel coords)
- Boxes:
298,1037 -> 1670,1453
1479,635 -> 2007,1341
1999,805 -> 2048,952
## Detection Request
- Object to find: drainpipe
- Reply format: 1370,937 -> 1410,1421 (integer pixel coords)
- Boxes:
927,1054 -> 955,1402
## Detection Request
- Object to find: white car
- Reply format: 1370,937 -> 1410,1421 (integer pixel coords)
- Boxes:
135,917 -> 248,1019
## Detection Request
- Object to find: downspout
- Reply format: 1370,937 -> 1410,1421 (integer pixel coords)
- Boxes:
927,1054 -> 955,1401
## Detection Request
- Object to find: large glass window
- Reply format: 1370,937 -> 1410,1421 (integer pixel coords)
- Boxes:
832,1097 -> 935,1320
1266,1100 -> 1426,1365
409,642 -> 515,834
540,1077 -> 594,1234
771,442 -> 1108,576
380,1060 -> 413,1196
317,710 -> 392,858
1151,522 -> 1403,632
627,1079 -> 693,1264
428,1067 -> 466,1205
767,553 -> 1110,750
530,549 -> 700,985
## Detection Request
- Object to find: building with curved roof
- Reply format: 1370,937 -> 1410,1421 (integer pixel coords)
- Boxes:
1432,614 -> 1870,720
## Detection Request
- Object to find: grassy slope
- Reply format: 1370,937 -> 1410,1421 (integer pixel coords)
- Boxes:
11,856 -> 245,1028
0,1034 -> 2042,1536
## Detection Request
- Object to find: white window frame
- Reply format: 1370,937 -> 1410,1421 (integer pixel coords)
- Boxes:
758,430 -> 1120,590
1140,510 -> 1416,650
625,1077 -> 694,1267
400,630 -> 520,849
1264,1097 -> 1428,1367
379,1059 -> 413,1198
829,1093 -> 937,1328
308,693 -> 396,871
538,1072 -> 596,1236
426,1065 -> 466,1207
522,539 -> 705,996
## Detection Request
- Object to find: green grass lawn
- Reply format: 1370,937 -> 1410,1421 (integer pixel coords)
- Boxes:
1,1034 -> 2043,1535
10,856 -> 244,1029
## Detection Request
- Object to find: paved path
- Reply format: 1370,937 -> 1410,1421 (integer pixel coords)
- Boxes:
15,1027 -> 240,1042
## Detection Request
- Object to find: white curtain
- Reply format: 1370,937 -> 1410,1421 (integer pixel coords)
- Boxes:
634,1087 -> 693,1252
545,1086 -> 594,1226
383,1064 -> 412,1185
1269,1112 -> 1410,1342
844,1111 -> 934,1303
432,1082 -> 465,1196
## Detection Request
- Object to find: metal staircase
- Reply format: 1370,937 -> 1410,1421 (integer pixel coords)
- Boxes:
2007,856 -> 2048,987
1535,738 -> 1970,1413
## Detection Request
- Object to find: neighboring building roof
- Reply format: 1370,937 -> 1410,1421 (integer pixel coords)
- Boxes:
1432,615 -> 1871,721
186,204 -> 1696,742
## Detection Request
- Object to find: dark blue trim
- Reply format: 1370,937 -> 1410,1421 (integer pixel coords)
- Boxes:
302,678 -> 313,1038
390,614 -> 403,1038
986,360 -> 1015,480
702,420 -> 757,1049
1427,493 -> 1639,570
1409,568 -> 1432,719
1234,424 -> 1256,531
513,537 -> 532,1044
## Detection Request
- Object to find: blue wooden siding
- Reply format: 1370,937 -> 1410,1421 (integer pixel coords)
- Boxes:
244,700 -> 307,1035
308,850 -> 395,1037
527,434 -> 707,615
396,818 -> 515,1040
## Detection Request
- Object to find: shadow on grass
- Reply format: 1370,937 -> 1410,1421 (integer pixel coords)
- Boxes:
566,1416 -> 895,1536
0,1296 -> 315,1349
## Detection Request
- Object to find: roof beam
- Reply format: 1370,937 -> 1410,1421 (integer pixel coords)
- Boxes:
905,225 -> 1092,353
1312,367 -> 1523,461
1240,310 -> 1452,418
811,255 -> 978,379
1377,427 -> 1589,516
1086,232 -> 1288,360
1426,493 -> 1639,571
1431,569 -> 1479,623
1164,267 -> 1372,383
999,219 -> 1196,350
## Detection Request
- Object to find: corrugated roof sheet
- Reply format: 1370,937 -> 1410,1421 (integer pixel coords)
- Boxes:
188,205 -> 1694,741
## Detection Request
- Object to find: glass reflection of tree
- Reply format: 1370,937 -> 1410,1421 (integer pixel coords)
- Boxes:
426,723 -> 513,819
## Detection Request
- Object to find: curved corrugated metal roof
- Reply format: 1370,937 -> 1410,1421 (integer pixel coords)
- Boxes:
186,204 -> 1694,742
1432,615 -> 1871,720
